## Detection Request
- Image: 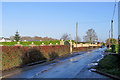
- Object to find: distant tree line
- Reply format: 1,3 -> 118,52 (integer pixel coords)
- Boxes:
10,31 -> 58,41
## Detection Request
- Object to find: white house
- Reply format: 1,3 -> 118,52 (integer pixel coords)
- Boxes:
0,38 -> 11,42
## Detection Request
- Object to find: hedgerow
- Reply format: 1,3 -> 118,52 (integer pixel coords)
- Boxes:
2,45 -> 70,71
0,40 -> 60,46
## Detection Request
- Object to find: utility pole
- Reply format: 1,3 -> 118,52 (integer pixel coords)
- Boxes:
111,20 -> 113,45
109,30 -> 111,49
76,22 -> 78,47
118,1 -> 120,54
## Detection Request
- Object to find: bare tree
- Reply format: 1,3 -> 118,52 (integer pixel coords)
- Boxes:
10,36 -> 15,41
61,33 -> 71,40
75,36 -> 81,42
83,28 -> 98,43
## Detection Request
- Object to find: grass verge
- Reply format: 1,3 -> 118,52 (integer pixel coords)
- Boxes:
96,54 -> 120,77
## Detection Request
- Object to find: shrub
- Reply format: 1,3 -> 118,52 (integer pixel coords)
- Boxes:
2,45 -> 70,71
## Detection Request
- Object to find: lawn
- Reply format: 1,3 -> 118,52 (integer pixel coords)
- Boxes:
96,54 -> 120,77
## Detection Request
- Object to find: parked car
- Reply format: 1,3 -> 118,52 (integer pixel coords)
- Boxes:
100,45 -> 104,48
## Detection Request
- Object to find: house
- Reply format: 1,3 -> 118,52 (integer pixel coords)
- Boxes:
0,37 -> 11,42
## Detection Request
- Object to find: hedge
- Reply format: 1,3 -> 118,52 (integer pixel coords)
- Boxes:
115,44 -> 119,54
2,45 -> 70,71
0,40 -> 60,46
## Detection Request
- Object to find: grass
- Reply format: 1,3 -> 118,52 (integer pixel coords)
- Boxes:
96,55 -> 120,77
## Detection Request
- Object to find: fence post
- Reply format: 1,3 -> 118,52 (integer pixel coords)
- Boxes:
49,43 -> 52,46
15,42 -> 22,46
41,43 -> 44,46
69,40 -> 72,53
29,42 -> 36,47
60,39 -> 64,45
56,43 -> 58,45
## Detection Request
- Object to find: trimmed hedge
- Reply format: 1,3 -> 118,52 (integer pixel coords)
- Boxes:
0,40 -> 60,46
2,45 -> 70,71
115,44 -> 119,54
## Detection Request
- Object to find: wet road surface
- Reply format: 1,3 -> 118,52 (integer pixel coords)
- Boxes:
5,47 -> 111,79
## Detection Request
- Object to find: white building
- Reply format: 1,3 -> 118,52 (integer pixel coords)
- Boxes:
0,38 -> 11,42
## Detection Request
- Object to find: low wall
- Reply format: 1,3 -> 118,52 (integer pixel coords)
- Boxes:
72,47 -> 90,52
2,45 -> 70,71
72,46 -> 100,53
73,43 -> 101,48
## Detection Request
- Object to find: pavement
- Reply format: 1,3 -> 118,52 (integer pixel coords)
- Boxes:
2,47 -> 112,79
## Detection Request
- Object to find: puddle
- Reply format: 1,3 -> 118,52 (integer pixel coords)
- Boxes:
69,55 -> 83,62
89,69 -> 96,72
88,63 -> 98,66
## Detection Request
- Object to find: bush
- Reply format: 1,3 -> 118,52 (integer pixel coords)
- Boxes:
115,44 -> 119,54
49,52 -> 59,59
26,48 -> 46,63
2,45 -> 70,71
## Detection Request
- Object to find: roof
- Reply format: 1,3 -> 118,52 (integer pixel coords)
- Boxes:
0,37 -> 11,40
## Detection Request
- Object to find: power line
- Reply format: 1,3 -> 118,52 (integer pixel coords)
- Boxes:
112,0 -> 117,20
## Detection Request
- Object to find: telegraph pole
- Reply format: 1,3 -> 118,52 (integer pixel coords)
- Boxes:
109,30 -> 111,49
118,1 -> 120,54
76,22 -> 78,47
111,20 -> 113,45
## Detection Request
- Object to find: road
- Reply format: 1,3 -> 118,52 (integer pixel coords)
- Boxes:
4,47 -> 111,79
